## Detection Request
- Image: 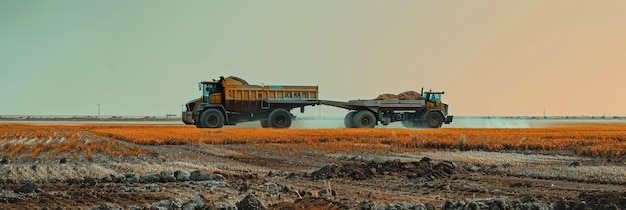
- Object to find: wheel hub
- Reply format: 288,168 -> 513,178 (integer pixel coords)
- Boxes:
361,118 -> 370,126
429,117 -> 437,126
208,116 -> 218,125
276,116 -> 285,126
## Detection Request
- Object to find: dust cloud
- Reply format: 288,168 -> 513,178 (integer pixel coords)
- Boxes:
241,116 -> 532,129
450,117 -> 530,128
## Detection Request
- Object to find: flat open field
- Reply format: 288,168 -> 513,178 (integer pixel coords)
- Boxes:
0,122 -> 625,209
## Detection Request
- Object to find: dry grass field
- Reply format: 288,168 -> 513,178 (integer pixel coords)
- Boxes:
0,123 -> 625,209
2,123 -> 625,157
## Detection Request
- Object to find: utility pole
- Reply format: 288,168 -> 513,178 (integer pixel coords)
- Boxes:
97,104 -> 101,118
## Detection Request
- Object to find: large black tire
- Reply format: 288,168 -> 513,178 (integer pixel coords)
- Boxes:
401,113 -> 416,128
268,109 -> 292,128
260,119 -> 270,128
413,121 -> 425,128
344,112 -> 356,128
425,112 -> 444,128
198,109 -> 224,128
401,120 -> 414,128
352,110 -> 376,128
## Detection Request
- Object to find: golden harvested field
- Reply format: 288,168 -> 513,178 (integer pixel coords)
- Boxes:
1,123 -> 625,157
0,123 -> 625,209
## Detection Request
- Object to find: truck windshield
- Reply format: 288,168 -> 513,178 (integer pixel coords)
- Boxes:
429,93 -> 441,102
205,84 -> 218,95
202,83 -> 219,102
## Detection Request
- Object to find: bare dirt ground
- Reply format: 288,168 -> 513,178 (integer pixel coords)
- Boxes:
1,136 -> 625,210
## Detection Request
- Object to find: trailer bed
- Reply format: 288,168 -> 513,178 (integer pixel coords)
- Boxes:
319,99 -> 425,111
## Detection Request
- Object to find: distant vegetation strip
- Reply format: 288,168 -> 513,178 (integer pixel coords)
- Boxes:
1,124 -> 625,157
0,124 -> 153,157
0,115 -> 179,121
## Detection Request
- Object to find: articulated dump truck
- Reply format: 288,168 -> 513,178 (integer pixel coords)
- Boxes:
183,76 -> 452,129
183,76 -> 319,128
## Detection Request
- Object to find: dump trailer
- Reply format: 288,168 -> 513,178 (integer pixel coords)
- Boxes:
183,76 -> 319,128
320,90 -> 453,128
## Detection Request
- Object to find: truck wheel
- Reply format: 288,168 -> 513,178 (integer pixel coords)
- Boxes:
412,115 -> 425,128
401,120 -> 413,128
425,112 -> 443,128
260,119 -> 270,128
344,111 -> 356,128
352,110 -> 376,128
401,113 -> 414,128
414,121 -> 425,128
199,109 -> 224,128
268,109 -> 292,128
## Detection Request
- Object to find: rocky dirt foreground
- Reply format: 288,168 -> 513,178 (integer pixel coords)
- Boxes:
0,141 -> 625,210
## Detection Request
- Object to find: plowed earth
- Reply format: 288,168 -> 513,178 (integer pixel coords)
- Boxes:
1,125 -> 625,209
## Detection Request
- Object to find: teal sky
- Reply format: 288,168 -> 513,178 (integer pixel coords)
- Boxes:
2,1 -> 626,117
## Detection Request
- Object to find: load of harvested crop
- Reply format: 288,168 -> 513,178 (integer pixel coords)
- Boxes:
398,91 -> 423,100
374,91 -> 423,100
374,94 -> 400,100
227,76 -> 249,85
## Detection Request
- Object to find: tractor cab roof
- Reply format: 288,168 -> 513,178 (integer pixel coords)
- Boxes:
200,80 -> 219,84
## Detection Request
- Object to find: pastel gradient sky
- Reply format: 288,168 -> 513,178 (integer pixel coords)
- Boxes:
1,1 -> 625,116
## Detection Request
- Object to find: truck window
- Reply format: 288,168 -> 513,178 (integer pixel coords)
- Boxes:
203,83 -> 219,103
205,84 -> 218,95
429,94 -> 441,102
